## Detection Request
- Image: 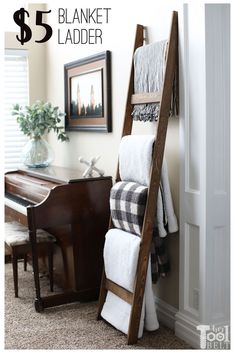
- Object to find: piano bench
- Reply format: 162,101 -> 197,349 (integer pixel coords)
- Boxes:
4,221 -> 55,298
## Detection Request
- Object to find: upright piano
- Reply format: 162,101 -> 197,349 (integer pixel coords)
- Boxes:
5,166 -> 112,311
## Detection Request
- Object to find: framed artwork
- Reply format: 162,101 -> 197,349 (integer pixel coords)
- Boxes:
64,51 -> 112,132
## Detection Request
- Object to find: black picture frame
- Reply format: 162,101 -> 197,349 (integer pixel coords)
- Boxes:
64,51 -> 112,132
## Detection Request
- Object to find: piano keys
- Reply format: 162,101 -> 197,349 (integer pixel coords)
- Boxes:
5,166 -> 112,310
5,170 -> 59,223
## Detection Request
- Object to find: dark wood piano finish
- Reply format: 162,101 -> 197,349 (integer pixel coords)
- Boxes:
5,166 -> 112,310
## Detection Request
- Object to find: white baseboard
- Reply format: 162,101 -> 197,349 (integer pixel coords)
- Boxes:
155,299 -> 230,349
155,297 -> 178,330
175,311 -> 231,349
175,311 -> 201,348
154,298 -> 199,348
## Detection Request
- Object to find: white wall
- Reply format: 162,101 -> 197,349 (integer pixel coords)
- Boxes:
46,1 -> 179,173
45,0 -> 181,309
4,4 -> 47,104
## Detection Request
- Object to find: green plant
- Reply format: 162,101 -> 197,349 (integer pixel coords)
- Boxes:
12,101 -> 69,142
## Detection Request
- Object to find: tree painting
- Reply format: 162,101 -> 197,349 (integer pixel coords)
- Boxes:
70,69 -> 103,118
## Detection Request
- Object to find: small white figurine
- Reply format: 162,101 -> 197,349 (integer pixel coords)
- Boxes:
78,156 -> 105,178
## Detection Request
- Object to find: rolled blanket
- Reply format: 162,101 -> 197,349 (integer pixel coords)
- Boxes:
110,181 -> 148,236
101,228 -> 159,338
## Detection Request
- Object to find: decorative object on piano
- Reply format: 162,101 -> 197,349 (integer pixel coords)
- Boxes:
64,51 -> 112,132
12,101 -> 69,168
20,137 -> 55,168
78,156 -> 104,177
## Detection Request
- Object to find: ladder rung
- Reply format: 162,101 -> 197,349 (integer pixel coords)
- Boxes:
131,91 -> 162,104
105,279 -> 133,305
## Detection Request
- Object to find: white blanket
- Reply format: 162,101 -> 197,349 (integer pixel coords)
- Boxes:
103,228 -> 141,292
119,135 -> 155,186
156,158 -> 178,237
101,228 -> 159,338
119,135 -> 178,237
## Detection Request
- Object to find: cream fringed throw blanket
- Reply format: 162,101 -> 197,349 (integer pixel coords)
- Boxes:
132,40 -> 178,121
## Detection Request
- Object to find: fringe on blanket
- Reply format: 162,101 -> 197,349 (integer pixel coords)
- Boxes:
132,40 -> 178,121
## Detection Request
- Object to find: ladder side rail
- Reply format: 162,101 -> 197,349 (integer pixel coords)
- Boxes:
127,11 -> 178,344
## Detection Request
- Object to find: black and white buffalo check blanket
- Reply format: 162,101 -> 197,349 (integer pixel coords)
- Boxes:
110,181 -> 170,281
110,181 -> 148,236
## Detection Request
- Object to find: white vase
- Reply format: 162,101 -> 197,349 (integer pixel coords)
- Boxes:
21,137 -> 54,168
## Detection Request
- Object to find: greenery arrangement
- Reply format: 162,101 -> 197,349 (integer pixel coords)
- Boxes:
12,101 -> 69,142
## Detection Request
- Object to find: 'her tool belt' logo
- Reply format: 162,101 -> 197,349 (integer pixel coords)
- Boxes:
197,325 -> 230,349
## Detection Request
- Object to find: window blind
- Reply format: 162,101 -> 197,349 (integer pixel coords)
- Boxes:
4,49 -> 29,171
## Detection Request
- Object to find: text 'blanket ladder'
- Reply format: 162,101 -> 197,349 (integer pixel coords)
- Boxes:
97,11 -> 178,345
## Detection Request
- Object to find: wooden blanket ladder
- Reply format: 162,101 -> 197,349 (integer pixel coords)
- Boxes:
97,11 -> 178,345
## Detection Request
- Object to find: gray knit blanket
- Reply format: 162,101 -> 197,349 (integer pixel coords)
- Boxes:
132,40 -> 178,121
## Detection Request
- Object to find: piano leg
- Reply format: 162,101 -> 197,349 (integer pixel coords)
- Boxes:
29,229 -> 81,312
29,229 -> 44,313
28,222 -> 100,312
